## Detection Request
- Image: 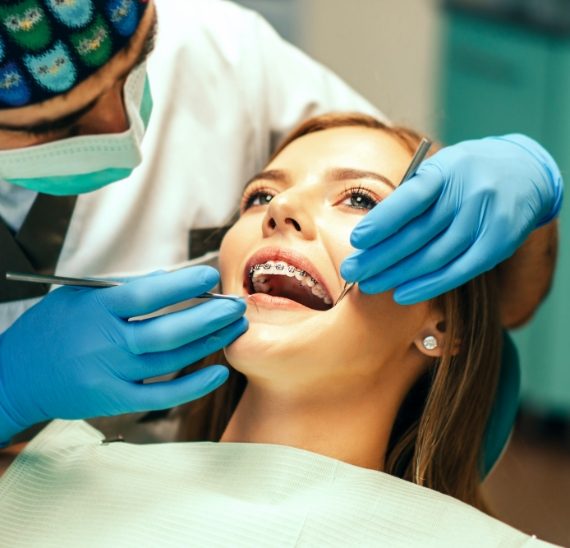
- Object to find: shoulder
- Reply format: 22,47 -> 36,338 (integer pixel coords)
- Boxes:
326,462 -> 552,546
148,0 -> 277,103
152,0 -> 271,61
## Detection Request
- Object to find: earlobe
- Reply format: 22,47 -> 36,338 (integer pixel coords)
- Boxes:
414,331 -> 444,357
422,335 -> 439,351
414,318 -> 460,358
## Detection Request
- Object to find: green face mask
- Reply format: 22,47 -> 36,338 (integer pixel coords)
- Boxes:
0,65 -> 153,196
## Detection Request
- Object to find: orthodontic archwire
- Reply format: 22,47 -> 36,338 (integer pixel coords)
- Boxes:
334,138 -> 433,307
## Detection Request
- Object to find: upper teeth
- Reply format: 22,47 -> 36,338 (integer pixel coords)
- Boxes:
250,260 -> 331,305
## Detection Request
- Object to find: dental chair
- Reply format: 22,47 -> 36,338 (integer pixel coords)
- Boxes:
483,331 -> 521,477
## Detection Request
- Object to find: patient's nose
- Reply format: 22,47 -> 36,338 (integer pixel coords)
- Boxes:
262,192 -> 317,240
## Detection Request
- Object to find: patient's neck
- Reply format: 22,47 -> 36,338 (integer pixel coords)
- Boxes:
220,372 -> 408,471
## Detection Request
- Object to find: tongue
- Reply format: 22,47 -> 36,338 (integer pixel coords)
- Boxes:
262,275 -> 330,311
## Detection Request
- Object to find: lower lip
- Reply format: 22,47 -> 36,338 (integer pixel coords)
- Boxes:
246,293 -> 316,312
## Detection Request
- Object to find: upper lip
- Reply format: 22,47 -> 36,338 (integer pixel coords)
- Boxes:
243,246 -> 332,298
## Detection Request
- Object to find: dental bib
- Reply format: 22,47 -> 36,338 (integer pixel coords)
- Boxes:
0,421 -> 550,547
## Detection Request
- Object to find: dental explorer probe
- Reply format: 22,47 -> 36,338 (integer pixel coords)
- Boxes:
5,272 -> 242,302
334,137 -> 433,306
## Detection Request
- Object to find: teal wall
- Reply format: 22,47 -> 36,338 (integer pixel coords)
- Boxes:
440,11 -> 570,416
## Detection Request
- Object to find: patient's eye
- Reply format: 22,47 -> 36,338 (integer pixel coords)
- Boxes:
340,186 -> 379,211
241,188 -> 275,212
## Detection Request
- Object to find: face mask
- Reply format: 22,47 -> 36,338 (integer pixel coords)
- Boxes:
0,64 -> 153,196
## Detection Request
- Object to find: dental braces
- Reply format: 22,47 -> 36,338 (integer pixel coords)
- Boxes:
250,261 -> 332,305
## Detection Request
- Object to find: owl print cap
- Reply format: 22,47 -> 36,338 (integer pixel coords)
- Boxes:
0,0 -> 150,108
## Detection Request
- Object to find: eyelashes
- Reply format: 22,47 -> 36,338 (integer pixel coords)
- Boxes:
339,184 -> 379,211
240,185 -> 275,212
240,182 -> 381,214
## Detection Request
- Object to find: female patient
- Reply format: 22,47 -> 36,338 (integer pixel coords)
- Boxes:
181,113 -> 502,508
0,114 -> 551,547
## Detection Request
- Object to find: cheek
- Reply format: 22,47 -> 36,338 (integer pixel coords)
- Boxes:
334,291 -> 430,367
317,210 -> 428,352
360,292 -> 425,337
318,210 -> 361,269
219,215 -> 262,290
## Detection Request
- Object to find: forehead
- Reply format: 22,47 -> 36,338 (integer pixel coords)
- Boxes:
268,126 -> 413,180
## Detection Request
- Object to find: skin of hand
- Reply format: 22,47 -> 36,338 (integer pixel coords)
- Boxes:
497,220 -> 558,328
218,127 -> 449,470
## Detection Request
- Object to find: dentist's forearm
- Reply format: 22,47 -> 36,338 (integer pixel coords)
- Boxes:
497,220 -> 558,328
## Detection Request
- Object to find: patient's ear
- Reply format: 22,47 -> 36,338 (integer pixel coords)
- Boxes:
413,318 -> 460,358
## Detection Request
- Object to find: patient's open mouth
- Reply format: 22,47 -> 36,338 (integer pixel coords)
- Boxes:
244,249 -> 333,311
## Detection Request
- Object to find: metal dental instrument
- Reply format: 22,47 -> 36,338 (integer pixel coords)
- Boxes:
6,272 -> 122,288
398,138 -> 433,186
334,137 -> 433,306
5,272 -> 243,301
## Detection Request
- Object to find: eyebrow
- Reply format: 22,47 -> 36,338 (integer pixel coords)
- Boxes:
0,13 -> 158,135
327,168 -> 396,189
245,167 -> 396,189
244,169 -> 289,188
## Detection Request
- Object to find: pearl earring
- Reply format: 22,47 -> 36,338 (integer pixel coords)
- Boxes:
422,336 -> 438,350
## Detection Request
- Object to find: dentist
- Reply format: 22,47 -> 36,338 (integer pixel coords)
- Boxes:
0,0 -> 562,446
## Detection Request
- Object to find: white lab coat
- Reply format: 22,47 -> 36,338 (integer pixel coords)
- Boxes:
0,0 -> 383,332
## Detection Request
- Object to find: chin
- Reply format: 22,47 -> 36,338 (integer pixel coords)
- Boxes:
220,245 -> 352,377
224,301 -> 339,379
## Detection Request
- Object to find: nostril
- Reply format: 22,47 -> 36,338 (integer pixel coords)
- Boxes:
268,218 -> 277,229
286,218 -> 301,231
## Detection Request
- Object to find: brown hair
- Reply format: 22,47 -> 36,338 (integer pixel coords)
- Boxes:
177,113 -> 502,511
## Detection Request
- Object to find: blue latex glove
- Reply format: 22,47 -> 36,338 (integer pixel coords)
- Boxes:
341,134 -> 563,304
0,266 -> 247,443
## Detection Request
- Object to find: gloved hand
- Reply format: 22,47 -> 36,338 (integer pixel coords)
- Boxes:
341,134 -> 563,304
0,266 -> 247,443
